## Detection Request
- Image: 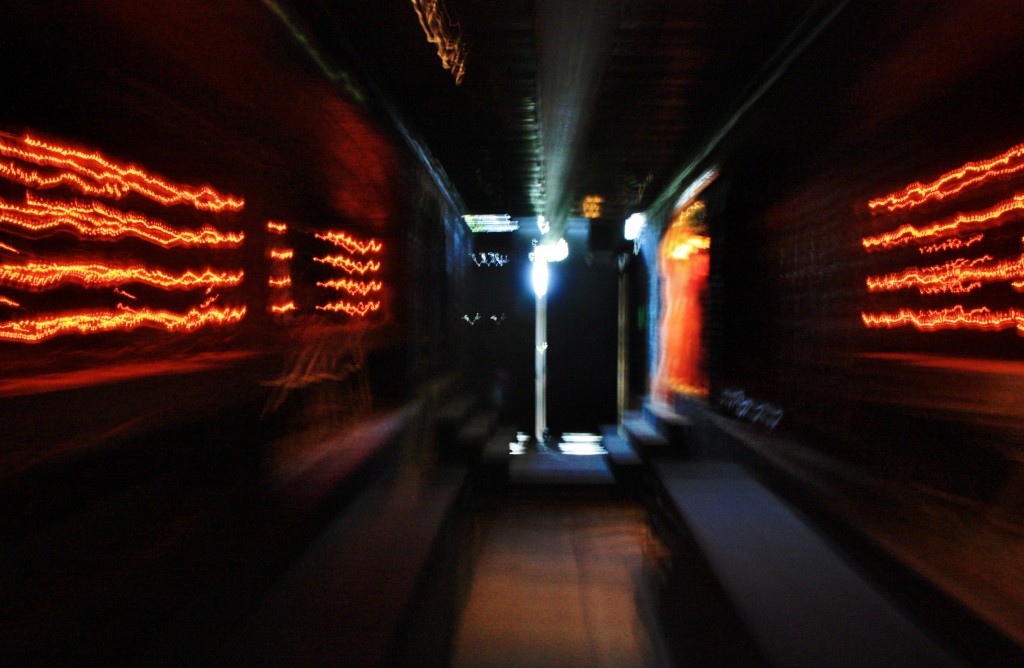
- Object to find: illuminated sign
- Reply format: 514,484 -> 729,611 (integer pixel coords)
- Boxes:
582,195 -> 603,219
462,214 -> 518,233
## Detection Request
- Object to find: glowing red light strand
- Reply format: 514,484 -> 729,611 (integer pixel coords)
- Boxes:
862,305 -> 1024,333
0,304 -> 247,343
0,295 -> 20,308
0,133 -> 244,211
862,192 -> 1024,251
270,302 -> 297,314
315,300 -> 380,317
315,231 -> 382,254
316,278 -> 382,296
267,221 -> 288,234
919,234 -> 984,255
866,253 -> 1024,295
313,255 -> 380,275
269,248 -> 294,260
0,261 -> 243,291
0,193 -> 244,247
869,143 -> 1024,213
268,276 -> 292,288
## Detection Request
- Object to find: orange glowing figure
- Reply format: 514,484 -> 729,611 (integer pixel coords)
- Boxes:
866,253 -> 1024,295
267,221 -> 288,234
313,255 -> 380,275
0,304 -> 247,343
315,230 -> 382,254
869,143 -> 1024,213
655,202 -> 710,398
269,248 -> 294,261
862,305 -> 1024,333
0,261 -> 243,291
317,278 -> 382,296
0,193 -> 244,247
863,192 -> 1024,251
410,0 -> 467,84
0,133 -> 244,211
315,300 -> 381,317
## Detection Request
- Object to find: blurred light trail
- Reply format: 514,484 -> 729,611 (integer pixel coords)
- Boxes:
269,248 -> 294,260
410,0 -> 467,84
0,194 -> 244,247
0,261 -> 243,291
866,253 -> 1024,294
862,192 -> 1024,251
869,142 -> 1024,213
315,230 -> 382,254
0,132 -> 244,211
0,240 -> 20,254
862,305 -> 1024,333
0,304 -> 247,342
462,214 -> 518,232
919,234 -> 984,254
268,276 -> 292,288
316,278 -> 382,295
315,300 -> 380,317
267,221 -> 288,234
0,295 -> 20,308
313,255 -> 381,275
270,301 -> 297,314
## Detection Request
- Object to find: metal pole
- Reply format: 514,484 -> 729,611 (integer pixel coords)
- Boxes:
535,290 -> 547,441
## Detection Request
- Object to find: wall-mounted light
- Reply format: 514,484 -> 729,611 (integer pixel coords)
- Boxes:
624,212 -> 646,241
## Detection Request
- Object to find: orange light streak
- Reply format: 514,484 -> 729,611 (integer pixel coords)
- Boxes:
667,235 -> 710,261
267,221 -> 288,234
315,230 -> 382,254
315,300 -> 380,317
0,295 -> 20,308
862,305 -> 1024,333
410,0 -> 467,84
0,193 -> 244,247
869,143 -> 1024,212
0,261 -> 243,291
114,287 -> 137,300
270,302 -> 297,314
919,234 -> 984,254
268,276 -> 292,288
0,304 -> 247,343
866,253 -> 1024,295
0,240 -> 20,254
0,133 -> 244,211
269,248 -> 294,260
862,192 -> 1024,251
316,278 -> 382,296
313,255 -> 381,275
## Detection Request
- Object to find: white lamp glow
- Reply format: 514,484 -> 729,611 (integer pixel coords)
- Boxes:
532,255 -> 549,298
624,212 -> 646,241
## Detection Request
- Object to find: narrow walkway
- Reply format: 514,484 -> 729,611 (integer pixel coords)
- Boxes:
451,493 -> 672,668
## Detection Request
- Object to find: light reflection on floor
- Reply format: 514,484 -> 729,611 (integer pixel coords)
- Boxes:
451,497 -> 671,668
509,431 -> 608,456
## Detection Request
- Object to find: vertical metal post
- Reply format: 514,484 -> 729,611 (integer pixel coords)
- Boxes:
617,256 -> 628,423
535,290 -> 547,441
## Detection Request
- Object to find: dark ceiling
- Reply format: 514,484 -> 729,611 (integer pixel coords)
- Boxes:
281,0 -> 838,243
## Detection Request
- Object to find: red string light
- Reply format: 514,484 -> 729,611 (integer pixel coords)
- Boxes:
315,300 -> 380,317
862,305 -> 1024,333
0,304 -> 247,343
270,301 -> 297,314
919,234 -> 984,255
862,192 -> 1024,251
267,221 -> 288,234
269,248 -> 294,261
315,230 -> 382,254
268,276 -> 292,288
313,255 -> 380,275
0,295 -> 20,308
869,143 -> 1024,213
316,278 -> 382,296
0,193 -> 244,247
0,133 -> 244,211
866,253 -> 1024,295
0,261 -> 243,291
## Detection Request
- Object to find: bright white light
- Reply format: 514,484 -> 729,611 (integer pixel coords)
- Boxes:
537,215 -> 550,235
624,213 -> 646,241
534,237 -> 568,262
558,432 -> 606,455
532,255 -> 549,298
561,432 -> 603,443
